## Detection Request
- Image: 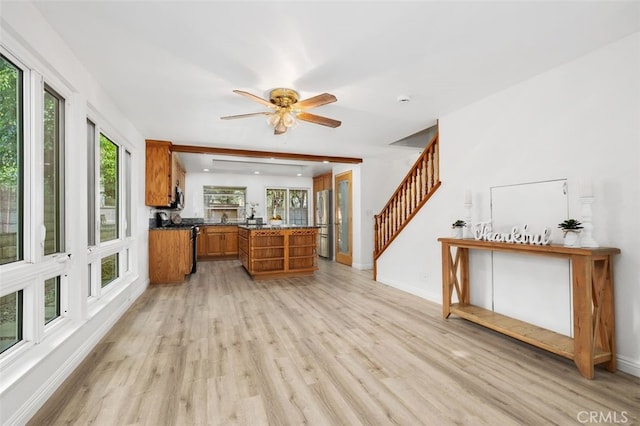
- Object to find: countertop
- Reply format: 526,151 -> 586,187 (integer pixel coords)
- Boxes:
238,224 -> 320,230
149,221 -> 319,230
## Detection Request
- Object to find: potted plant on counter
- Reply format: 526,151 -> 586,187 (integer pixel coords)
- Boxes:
558,219 -> 583,247
451,219 -> 466,238
269,214 -> 283,226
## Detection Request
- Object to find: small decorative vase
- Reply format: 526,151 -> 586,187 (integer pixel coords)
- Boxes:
452,227 -> 463,238
563,230 -> 580,247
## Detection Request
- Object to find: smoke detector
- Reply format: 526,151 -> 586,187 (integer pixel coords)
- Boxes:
397,95 -> 411,103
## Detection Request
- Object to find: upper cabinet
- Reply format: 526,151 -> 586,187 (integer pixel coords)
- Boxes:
145,140 -> 172,207
313,172 -> 332,194
172,152 -> 186,195
145,139 -> 186,208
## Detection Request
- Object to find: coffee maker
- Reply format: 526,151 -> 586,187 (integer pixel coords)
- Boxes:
155,211 -> 170,228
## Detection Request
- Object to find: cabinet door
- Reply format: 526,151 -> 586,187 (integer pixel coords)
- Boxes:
322,173 -> 332,190
206,232 -> 225,256
145,140 -> 172,206
149,229 -> 190,284
224,231 -> 239,255
197,228 -> 207,257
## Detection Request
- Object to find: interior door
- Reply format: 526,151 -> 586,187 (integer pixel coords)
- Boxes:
335,171 -> 352,266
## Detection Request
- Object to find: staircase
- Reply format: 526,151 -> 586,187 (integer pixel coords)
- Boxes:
373,130 -> 441,279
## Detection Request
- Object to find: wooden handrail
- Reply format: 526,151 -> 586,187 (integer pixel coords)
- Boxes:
373,129 -> 441,279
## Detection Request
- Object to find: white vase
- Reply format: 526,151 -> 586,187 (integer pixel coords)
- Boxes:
563,230 -> 580,247
452,227 -> 463,238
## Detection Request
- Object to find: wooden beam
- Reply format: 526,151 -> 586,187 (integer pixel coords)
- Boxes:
169,144 -> 363,164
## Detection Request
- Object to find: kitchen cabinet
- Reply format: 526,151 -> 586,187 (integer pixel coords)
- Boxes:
145,140 -> 172,207
149,228 -> 192,284
171,152 -> 186,199
313,172 -> 332,225
313,172 -> 332,194
198,225 -> 239,259
145,140 -> 186,208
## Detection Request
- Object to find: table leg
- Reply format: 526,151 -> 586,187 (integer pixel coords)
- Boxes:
572,255 -> 595,379
442,242 -> 451,318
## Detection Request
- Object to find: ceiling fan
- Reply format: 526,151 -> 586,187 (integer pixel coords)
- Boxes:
221,88 -> 341,135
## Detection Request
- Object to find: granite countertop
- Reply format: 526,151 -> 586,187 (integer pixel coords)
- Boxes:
238,224 -> 320,230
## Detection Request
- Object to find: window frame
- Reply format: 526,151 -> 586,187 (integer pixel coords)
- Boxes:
85,114 -> 135,303
42,83 -> 66,257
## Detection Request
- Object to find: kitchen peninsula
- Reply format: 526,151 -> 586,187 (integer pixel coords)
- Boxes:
238,225 -> 319,280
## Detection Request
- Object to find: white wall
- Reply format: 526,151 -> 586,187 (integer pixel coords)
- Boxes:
376,32 -> 640,376
0,4 -> 149,424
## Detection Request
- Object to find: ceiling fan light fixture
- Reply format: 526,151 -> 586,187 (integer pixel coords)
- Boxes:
274,119 -> 287,134
282,111 -> 296,128
267,113 -> 280,127
223,88 -> 341,135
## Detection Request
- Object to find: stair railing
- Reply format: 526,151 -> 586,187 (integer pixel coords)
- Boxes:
373,131 -> 441,279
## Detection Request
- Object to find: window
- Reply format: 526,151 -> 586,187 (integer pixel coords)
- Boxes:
266,188 -> 309,225
101,253 -> 118,288
87,123 -> 131,297
43,86 -> 65,255
203,186 -> 246,223
0,291 -> 23,354
0,54 -> 23,265
99,134 -> 118,242
44,276 -> 60,324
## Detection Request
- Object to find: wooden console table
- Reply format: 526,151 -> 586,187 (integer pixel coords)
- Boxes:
438,237 -> 620,379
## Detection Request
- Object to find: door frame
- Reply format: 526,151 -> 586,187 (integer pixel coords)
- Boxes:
334,170 -> 352,266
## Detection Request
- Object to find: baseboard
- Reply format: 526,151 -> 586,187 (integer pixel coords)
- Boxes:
352,261 -> 373,270
616,354 -> 640,378
375,276 -> 440,304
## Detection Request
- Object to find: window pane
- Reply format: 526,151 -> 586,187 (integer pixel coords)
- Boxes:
289,189 -> 308,225
125,150 -> 131,237
44,276 -> 60,324
99,134 -> 118,242
87,119 -> 96,246
266,188 -> 287,222
43,87 -> 64,255
101,253 -> 118,287
0,54 -> 23,265
0,290 -> 23,353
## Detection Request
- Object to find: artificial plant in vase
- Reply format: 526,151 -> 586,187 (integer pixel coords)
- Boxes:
558,219 -> 583,247
451,219 -> 466,238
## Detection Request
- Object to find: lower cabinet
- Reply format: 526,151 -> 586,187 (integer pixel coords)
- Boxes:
149,229 -> 192,284
197,226 -> 239,259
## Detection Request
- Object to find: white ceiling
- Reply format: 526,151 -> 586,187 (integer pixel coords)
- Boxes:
33,1 -> 640,174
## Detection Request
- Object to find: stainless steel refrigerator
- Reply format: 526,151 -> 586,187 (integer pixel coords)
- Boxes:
316,189 -> 333,258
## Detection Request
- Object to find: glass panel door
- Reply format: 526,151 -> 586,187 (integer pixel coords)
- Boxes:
335,171 -> 352,266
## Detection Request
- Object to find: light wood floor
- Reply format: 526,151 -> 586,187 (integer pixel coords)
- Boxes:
30,259 -> 639,425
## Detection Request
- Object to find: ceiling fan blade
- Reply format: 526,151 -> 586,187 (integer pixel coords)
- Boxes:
221,112 -> 271,120
296,112 -> 341,128
233,90 -> 275,108
294,93 -> 337,110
